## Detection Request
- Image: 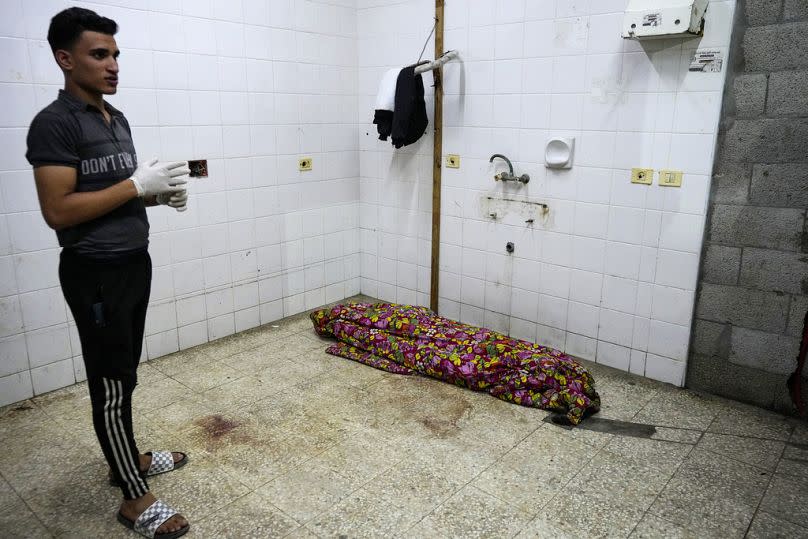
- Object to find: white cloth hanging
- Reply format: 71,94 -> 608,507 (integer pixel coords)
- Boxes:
374,67 -> 400,112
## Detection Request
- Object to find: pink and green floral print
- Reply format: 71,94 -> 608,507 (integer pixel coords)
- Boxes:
310,302 -> 600,425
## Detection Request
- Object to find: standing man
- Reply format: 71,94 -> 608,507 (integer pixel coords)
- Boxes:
26,8 -> 190,538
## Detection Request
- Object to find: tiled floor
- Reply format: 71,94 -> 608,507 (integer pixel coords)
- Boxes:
2,296 -> 807,538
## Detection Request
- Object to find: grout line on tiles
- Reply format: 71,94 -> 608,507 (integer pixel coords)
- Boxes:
399,422 -> 545,537
627,413 -> 711,536
742,423 -> 793,537
0,468 -> 55,537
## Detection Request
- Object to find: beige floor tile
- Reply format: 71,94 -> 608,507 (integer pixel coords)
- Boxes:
284,526 -> 321,539
649,426 -> 702,444
0,497 -> 52,538
322,359 -> 391,389
30,383 -> 90,420
603,432 -> 693,471
131,411 -> 189,454
0,401 -> 50,439
395,434 -> 500,484
221,343 -> 290,375
171,360 -> 245,393
308,429 -> 402,489
23,461 -> 121,537
148,346 -> 215,378
760,472 -> 808,529
574,454 -> 672,510
277,332 -> 324,352
362,458 -> 467,519
628,514 -> 703,538
181,410 -> 309,490
306,487 -> 422,538
0,474 -> 20,511
253,356 -> 329,393
200,332 -> 266,360
412,485 -> 534,539
471,425 -> 598,514
140,394 -> 221,436
255,461 -> 357,524
192,492 -> 300,538
776,449 -> 808,482
130,376 -> 197,415
591,370 -> 661,421
514,514 -> 584,539
382,387 -> 497,446
535,491 -> 648,538
649,448 -> 768,537
199,374 -> 281,414
697,432 -> 785,471
266,410 -> 350,456
633,388 -> 723,430
146,454 -> 251,522
0,425 -> 93,499
746,510 -> 808,539
707,402 -> 794,441
544,420 -> 616,449
791,424 -> 808,444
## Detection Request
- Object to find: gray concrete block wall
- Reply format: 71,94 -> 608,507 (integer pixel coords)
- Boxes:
688,0 -> 808,416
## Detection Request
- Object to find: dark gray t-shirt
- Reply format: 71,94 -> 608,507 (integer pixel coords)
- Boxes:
26,90 -> 148,257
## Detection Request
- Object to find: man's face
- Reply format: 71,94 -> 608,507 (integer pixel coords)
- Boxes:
57,30 -> 119,95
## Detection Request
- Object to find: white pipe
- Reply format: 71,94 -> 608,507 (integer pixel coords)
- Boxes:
414,50 -> 459,75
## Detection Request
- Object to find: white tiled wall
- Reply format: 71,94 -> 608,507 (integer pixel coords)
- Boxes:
0,0 -> 737,404
0,0 -> 360,406
358,0 -> 735,386
357,0 -> 438,308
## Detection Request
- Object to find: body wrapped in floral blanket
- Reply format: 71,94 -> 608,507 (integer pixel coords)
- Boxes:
310,302 -> 601,425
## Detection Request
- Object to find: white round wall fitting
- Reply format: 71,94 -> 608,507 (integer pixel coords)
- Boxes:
545,137 -> 574,169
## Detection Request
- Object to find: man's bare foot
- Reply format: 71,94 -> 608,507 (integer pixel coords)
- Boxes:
119,492 -> 188,535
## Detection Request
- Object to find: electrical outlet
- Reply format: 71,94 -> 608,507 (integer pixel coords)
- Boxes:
658,169 -> 683,187
446,154 -> 460,168
631,168 -> 653,185
298,157 -> 312,171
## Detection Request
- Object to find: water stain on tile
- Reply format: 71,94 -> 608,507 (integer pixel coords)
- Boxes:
193,414 -> 255,451
420,400 -> 471,438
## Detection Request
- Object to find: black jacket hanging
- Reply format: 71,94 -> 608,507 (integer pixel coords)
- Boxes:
391,66 -> 428,149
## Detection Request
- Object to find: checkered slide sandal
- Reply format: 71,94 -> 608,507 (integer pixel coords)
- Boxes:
117,499 -> 189,538
109,451 -> 188,487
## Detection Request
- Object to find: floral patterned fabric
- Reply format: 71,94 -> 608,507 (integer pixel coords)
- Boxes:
310,302 -> 600,425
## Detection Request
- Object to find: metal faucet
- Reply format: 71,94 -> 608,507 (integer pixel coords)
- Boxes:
489,154 -> 529,184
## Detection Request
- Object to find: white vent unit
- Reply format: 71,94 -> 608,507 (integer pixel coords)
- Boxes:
622,0 -> 709,39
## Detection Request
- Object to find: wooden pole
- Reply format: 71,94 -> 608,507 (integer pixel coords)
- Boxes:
430,0 -> 444,313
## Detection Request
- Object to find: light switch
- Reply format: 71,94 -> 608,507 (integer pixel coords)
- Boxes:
658,169 -> 683,187
631,168 -> 653,185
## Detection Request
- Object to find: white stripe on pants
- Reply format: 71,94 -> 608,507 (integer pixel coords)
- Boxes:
103,377 -> 147,499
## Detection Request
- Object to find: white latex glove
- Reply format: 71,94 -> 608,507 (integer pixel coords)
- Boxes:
157,189 -> 188,212
130,158 -> 189,198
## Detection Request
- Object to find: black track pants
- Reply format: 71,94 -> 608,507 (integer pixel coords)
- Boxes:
59,249 -> 151,500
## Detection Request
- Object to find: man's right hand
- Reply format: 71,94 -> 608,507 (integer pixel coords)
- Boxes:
130,158 -> 190,198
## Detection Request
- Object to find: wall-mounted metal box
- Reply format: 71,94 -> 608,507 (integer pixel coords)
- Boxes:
621,0 -> 709,39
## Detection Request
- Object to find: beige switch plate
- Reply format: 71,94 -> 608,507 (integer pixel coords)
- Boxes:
659,169 -> 683,187
631,167 -> 653,185
298,157 -> 312,171
446,154 -> 460,168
